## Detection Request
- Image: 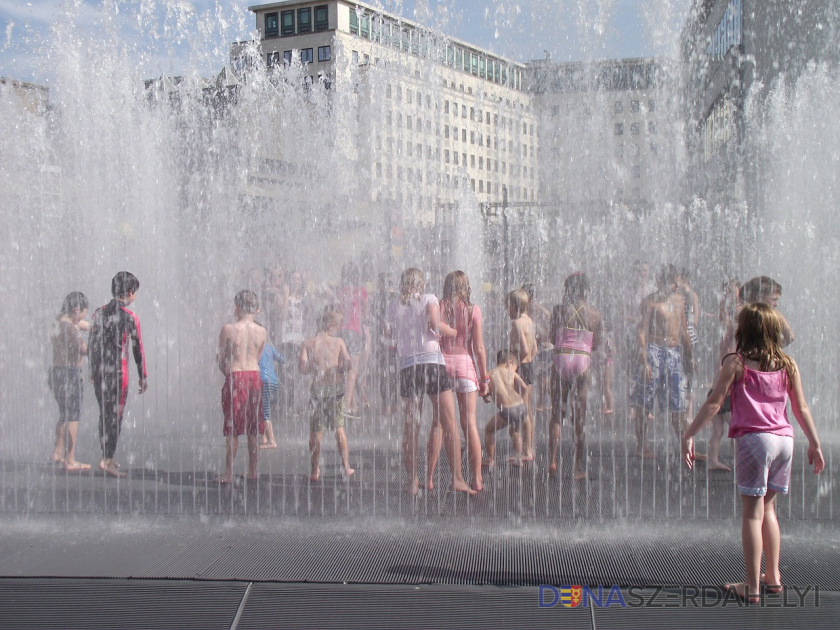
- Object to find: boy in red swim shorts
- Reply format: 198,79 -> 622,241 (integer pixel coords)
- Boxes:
217,290 -> 266,483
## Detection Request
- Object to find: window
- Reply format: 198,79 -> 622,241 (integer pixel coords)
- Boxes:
349,12 -> 358,35
283,50 -> 292,64
406,116 -> 412,131
281,10 -> 295,35
265,12 -> 279,38
351,50 -> 358,64
614,101 -> 623,114
445,150 -> 450,163
445,125 -> 450,139
444,100 -> 449,114
470,131 -> 475,144
453,126 -> 458,141
461,105 -> 467,118
632,165 -> 640,178
630,100 -> 640,113
614,123 -> 624,136
360,15 -> 370,38
648,121 -> 656,134
315,5 -> 328,31
300,48 -> 313,63
267,51 -> 280,67
462,129 -> 466,142
297,8 -> 312,33
648,99 -> 656,112
650,143 -> 658,155
630,122 -> 640,135
318,45 -> 331,62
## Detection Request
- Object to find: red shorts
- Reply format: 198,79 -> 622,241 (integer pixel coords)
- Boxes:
221,371 -> 262,437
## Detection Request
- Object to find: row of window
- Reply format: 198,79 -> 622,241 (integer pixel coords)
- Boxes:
614,122 -> 656,136
348,11 -> 523,90
373,163 -> 534,200
380,138 -> 535,176
264,6 -> 329,38
614,99 -> 656,114
706,0 -> 742,58
267,46 -> 331,67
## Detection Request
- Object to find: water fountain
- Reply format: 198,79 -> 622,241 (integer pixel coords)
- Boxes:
0,3 -> 839,619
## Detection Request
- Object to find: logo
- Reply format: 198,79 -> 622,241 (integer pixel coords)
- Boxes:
559,585 -> 581,608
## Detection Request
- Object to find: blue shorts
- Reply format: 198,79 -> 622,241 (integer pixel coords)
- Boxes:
261,381 -> 279,421
629,344 -> 686,412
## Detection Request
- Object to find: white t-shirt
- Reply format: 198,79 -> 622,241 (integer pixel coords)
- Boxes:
387,293 -> 445,369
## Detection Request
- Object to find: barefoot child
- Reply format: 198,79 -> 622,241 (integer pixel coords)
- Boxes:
217,290 -> 266,483
682,302 -> 824,603
257,333 -> 285,449
298,307 -> 354,481
49,291 -> 91,471
483,350 -> 528,467
507,288 -> 538,461
387,268 -> 475,496
89,272 -> 148,478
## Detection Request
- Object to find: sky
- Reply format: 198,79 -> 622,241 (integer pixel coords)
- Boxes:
0,0 -> 691,86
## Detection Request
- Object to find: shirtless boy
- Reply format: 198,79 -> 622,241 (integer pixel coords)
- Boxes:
49,291 -> 91,471
629,264 -> 695,459
298,307 -> 354,481
507,289 -> 538,461
217,290 -> 266,483
483,350 -> 529,467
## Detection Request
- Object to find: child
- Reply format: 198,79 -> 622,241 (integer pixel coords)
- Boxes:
216,290 -> 266,483
549,272 -> 603,480
299,307 -> 354,481
432,270 -> 489,492
682,303 -> 824,603
49,291 -> 91,471
387,268 -> 475,496
482,350 -> 528,467
257,332 -> 285,449
506,288 -> 538,461
89,272 -> 148,478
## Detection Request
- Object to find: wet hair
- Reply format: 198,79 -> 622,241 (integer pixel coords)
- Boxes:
506,288 -> 530,318
60,291 -> 88,315
521,281 -> 536,301
496,349 -> 518,366
740,276 -> 782,303
318,305 -> 343,331
234,289 -> 259,314
441,270 -> 473,330
679,268 -> 691,283
735,302 -> 796,381
656,264 -> 679,290
563,271 -> 589,304
111,271 -> 139,298
399,268 -> 425,305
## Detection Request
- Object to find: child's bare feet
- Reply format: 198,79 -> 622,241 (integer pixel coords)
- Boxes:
574,471 -> 587,481
481,458 -> 494,470
548,462 -> 558,477
405,477 -> 419,495
708,460 -> 731,471
259,442 -> 278,449
103,463 -> 125,478
508,456 -> 522,467
64,461 -> 91,471
471,480 -> 483,492
214,474 -> 233,484
310,467 -> 320,482
760,573 -> 782,594
724,582 -> 760,604
691,452 -> 708,462
453,479 -> 477,495
520,452 -> 534,462
344,467 -> 355,478
50,452 -> 64,464
424,477 -> 435,491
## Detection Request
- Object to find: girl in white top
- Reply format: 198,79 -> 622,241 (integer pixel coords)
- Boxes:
387,268 -> 476,496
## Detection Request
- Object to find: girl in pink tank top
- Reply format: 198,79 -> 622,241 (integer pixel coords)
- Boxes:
682,303 -> 824,604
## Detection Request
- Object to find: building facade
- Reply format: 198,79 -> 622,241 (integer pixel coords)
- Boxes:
681,0 -> 839,210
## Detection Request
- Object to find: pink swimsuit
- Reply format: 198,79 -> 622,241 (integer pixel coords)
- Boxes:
553,303 -> 594,381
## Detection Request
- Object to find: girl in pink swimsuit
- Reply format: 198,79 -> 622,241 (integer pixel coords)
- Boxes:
433,270 -> 489,492
683,303 -> 824,604
548,272 -> 603,480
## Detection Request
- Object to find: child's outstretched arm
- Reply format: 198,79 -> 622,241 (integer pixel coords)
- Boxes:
788,360 -> 825,474
682,354 -> 737,469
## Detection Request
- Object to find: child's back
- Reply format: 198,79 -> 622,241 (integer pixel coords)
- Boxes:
488,364 -> 525,410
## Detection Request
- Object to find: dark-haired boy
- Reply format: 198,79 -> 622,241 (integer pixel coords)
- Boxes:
482,350 -> 528,467
89,272 -> 148,478
216,290 -> 266,483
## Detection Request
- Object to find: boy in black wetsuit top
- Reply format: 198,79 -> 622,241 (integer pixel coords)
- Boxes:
88,271 -> 148,478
